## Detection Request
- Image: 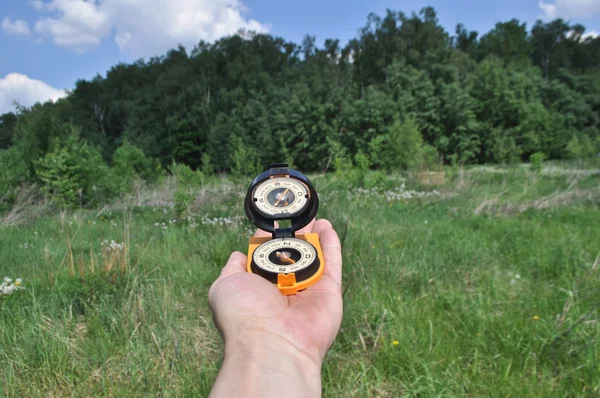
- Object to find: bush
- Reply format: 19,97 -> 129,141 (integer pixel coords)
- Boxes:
34,135 -> 115,207
529,152 -> 546,174
112,141 -> 161,192
369,117 -> 437,171
171,162 -> 205,216
487,128 -> 521,164
201,153 -> 214,177
566,134 -> 598,160
228,135 -> 261,179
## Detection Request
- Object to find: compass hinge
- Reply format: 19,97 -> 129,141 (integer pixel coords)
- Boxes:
268,163 -> 289,175
273,227 -> 294,239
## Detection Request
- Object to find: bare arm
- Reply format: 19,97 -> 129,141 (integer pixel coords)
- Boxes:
208,219 -> 343,398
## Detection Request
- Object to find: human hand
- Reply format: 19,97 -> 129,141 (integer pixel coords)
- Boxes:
208,219 -> 343,397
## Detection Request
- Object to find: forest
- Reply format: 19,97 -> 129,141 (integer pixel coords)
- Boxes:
1,7 -> 600,207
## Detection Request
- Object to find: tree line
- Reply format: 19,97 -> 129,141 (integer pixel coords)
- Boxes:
1,7 -> 599,206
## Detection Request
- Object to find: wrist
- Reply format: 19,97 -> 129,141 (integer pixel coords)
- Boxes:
212,332 -> 322,397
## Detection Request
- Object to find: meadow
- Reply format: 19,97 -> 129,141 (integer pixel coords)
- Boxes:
0,164 -> 599,397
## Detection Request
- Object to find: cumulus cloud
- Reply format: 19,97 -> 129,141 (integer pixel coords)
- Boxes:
35,0 -> 112,53
568,29 -> 599,41
2,17 -> 31,36
31,0 -> 44,11
32,0 -> 268,56
0,73 -> 66,114
582,30 -> 600,39
539,0 -> 600,19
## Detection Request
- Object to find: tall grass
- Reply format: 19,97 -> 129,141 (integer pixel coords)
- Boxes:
0,165 -> 599,396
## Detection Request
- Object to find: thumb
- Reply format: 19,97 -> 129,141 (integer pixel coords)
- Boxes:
217,251 -> 248,280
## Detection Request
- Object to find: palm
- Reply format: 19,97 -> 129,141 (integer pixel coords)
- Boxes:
209,219 -> 343,363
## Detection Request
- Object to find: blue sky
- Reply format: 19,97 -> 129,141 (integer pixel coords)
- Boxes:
1,0 -> 600,114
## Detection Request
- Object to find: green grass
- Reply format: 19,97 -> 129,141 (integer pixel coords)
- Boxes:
1,165 -> 599,397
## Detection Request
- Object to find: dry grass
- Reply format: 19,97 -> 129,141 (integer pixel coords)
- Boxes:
474,187 -> 600,215
1,185 -> 50,226
127,176 -> 177,208
417,171 -> 446,186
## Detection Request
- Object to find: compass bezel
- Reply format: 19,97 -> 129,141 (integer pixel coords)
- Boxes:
250,237 -> 320,283
244,163 -> 319,236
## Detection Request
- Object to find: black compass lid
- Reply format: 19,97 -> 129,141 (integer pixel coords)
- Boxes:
244,163 -> 319,238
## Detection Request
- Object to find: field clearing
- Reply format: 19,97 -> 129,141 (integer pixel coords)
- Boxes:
1,164 -> 599,397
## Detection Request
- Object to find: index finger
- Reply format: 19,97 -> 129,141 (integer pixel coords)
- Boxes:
313,219 -> 342,285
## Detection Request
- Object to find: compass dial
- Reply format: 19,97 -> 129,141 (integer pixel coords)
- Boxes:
252,177 -> 310,217
252,238 -> 317,276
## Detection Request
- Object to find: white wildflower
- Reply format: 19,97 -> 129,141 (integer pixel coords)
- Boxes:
0,277 -> 24,297
102,240 -> 124,253
1,285 -> 15,295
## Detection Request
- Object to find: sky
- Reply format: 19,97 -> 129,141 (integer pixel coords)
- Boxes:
1,0 -> 600,114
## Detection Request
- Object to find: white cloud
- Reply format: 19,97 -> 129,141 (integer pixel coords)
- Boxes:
2,17 -> 31,36
582,30 -> 599,39
0,73 -> 66,114
32,0 -> 268,56
568,29 -> 599,40
539,0 -> 600,19
35,0 -> 112,53
31,0 -> 44,11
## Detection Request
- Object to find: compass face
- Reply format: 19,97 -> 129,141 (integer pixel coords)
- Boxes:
252,238 -> 317,275
252,177 -> 310,217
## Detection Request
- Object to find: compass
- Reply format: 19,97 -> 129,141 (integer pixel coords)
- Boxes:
244,163 -> 324,295
251,176 -> 310,218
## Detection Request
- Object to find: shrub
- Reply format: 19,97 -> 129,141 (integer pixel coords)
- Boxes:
228,135 -> 261,179
529,152 -> 546,174
201,153 -> 214,177
112,141 -> 160,192
34,135 -> 114,207
171,162 -> 205,216
566,134 -> 598,160
369,117 -> 437,171
487,128 -> 521,164
327,137 -> 352,174
353,150 -> 371,186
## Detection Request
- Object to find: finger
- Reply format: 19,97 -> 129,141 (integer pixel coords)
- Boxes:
313,218 -> 333,235
314,219 -> 342,285
217,251 -> 248,280
295,218 -> 316,235
253,228 -> 271,238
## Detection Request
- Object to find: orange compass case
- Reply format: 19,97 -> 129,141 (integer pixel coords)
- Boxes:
247,233 -> 325,295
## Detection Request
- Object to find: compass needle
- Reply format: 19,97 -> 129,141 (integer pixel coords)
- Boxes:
274,189 -> 290,207
276,251 -> 296,265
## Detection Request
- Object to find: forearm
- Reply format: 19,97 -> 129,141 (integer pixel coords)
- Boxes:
210,335 -> 322,398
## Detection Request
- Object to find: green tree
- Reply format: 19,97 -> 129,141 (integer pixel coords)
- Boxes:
0,112 -> 17,149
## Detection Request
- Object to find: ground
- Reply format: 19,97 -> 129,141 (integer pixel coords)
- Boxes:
1,163 -> 599,397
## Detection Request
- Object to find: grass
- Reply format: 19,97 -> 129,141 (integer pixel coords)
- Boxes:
1,164 -> 599,397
